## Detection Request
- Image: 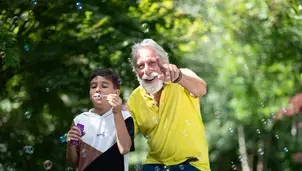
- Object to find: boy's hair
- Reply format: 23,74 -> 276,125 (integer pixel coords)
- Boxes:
89,68 -> 121,89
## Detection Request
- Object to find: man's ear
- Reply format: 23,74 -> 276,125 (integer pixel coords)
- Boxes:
114,89 -> 120,96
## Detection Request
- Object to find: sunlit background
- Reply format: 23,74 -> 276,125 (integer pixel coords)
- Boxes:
0,0 -> 301,171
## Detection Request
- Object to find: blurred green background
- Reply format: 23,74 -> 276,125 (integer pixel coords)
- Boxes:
0,0 -> 301,170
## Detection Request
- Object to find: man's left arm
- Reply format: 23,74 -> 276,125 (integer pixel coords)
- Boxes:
177,68 -> 207,98
158,62 -> 206,98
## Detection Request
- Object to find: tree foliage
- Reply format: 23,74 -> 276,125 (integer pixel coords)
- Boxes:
0,0 -> 301,170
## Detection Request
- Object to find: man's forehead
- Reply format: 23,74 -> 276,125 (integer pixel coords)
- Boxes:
138,47 -> 156,56
136,54 -> 157,64
137,56 -> 157,63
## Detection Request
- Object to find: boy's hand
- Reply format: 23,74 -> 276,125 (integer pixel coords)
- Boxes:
107,94 -> 122,114
67,126 -> 85,142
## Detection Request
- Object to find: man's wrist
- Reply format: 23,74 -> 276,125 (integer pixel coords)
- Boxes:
173,69 -> 183,83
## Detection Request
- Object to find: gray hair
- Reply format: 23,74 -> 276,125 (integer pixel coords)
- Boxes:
130,39 -> 169,71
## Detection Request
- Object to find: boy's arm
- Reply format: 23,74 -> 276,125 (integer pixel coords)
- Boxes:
66,122 -> 80,168
66,144 -> 79,168
125,116 -> 135,152
114,112 -> 133,155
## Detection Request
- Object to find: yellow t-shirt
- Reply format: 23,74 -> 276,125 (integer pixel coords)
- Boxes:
127,83 -> 210,170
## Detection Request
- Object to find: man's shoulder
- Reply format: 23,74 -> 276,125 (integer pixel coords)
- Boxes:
130,86 -> 143,95
127,86 -> 144,101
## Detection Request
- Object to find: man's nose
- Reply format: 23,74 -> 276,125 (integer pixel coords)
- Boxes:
143,65 -> 152,75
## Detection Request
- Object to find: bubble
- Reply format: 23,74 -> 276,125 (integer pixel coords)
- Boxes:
45,88 -> 50,92
65,167 -> 73,171
185,120 -> 190,125
20,12 -> 29,21
117,78 -> 122,85
24,111 -> 32,119
81,149 -> 88,157
212,2 -> 217,8
238,156 -> 242,162
43,160 -> 52,170
13,95 -> 20,102
182,130 -> 188,136
0,144 -> 6,152
135,165 -> 141,171
244,64 -> 248,69
127,57 -> 132,64
179,164 -> 184,170
231,164 -> 237,170
215,111 -> 220,118
258,148 -> 264,155
281,108 -> 287,114
0,51 -> 5,58
256,129 -> 261,134
7,167 -> 15,171
216,120 -> 221,125
23,145 -> 34,154
111,33 -> 117,39
275,134 -> 279,139
152,116 -> 158,124
163,165 -> 169,171
284,147 -> 288,152
229,128 -> 234,133
298,5 -> 302,10
76,2 -> 83,10
10,24 -> 16,31
32,0 -> 37,5
193,89 -> 198,95
267,119 -> 272,125
260,102 -> 264,107
12,16 -> 19,23
24,44 -> 30,51
194,156 -> 202,164
2,117 -> 8,123
59,134 -> 67,143
141,23 -> 150,33
227,48 -> 232,54
155,166 -> 161,171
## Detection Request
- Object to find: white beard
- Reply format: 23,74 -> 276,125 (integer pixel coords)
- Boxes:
137,72 -> 164,94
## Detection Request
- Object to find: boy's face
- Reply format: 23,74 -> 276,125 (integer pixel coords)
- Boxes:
89,76 -> 120,108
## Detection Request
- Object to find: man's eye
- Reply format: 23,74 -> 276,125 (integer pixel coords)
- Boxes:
150,61 -> 156,65
102,85 -> 108,88
137,65 -> 144,69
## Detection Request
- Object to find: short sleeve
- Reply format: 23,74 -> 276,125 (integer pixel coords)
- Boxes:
125,117 -> 135,152
126,103 -> 140,136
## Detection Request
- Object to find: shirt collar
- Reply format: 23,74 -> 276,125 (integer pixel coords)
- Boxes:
85,108 -> 113,118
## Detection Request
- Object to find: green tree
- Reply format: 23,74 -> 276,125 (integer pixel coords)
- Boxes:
0,0 -> 202,170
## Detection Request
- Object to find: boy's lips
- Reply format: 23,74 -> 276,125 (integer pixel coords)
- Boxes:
92,93 -> 107,99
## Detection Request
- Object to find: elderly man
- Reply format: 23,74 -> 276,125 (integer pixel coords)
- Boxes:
126,39 -> 210,171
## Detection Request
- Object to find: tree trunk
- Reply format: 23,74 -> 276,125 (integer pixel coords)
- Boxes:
238,125 -> 251,171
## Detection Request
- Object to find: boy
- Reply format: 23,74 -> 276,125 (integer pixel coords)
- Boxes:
66,68 -> 135,171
